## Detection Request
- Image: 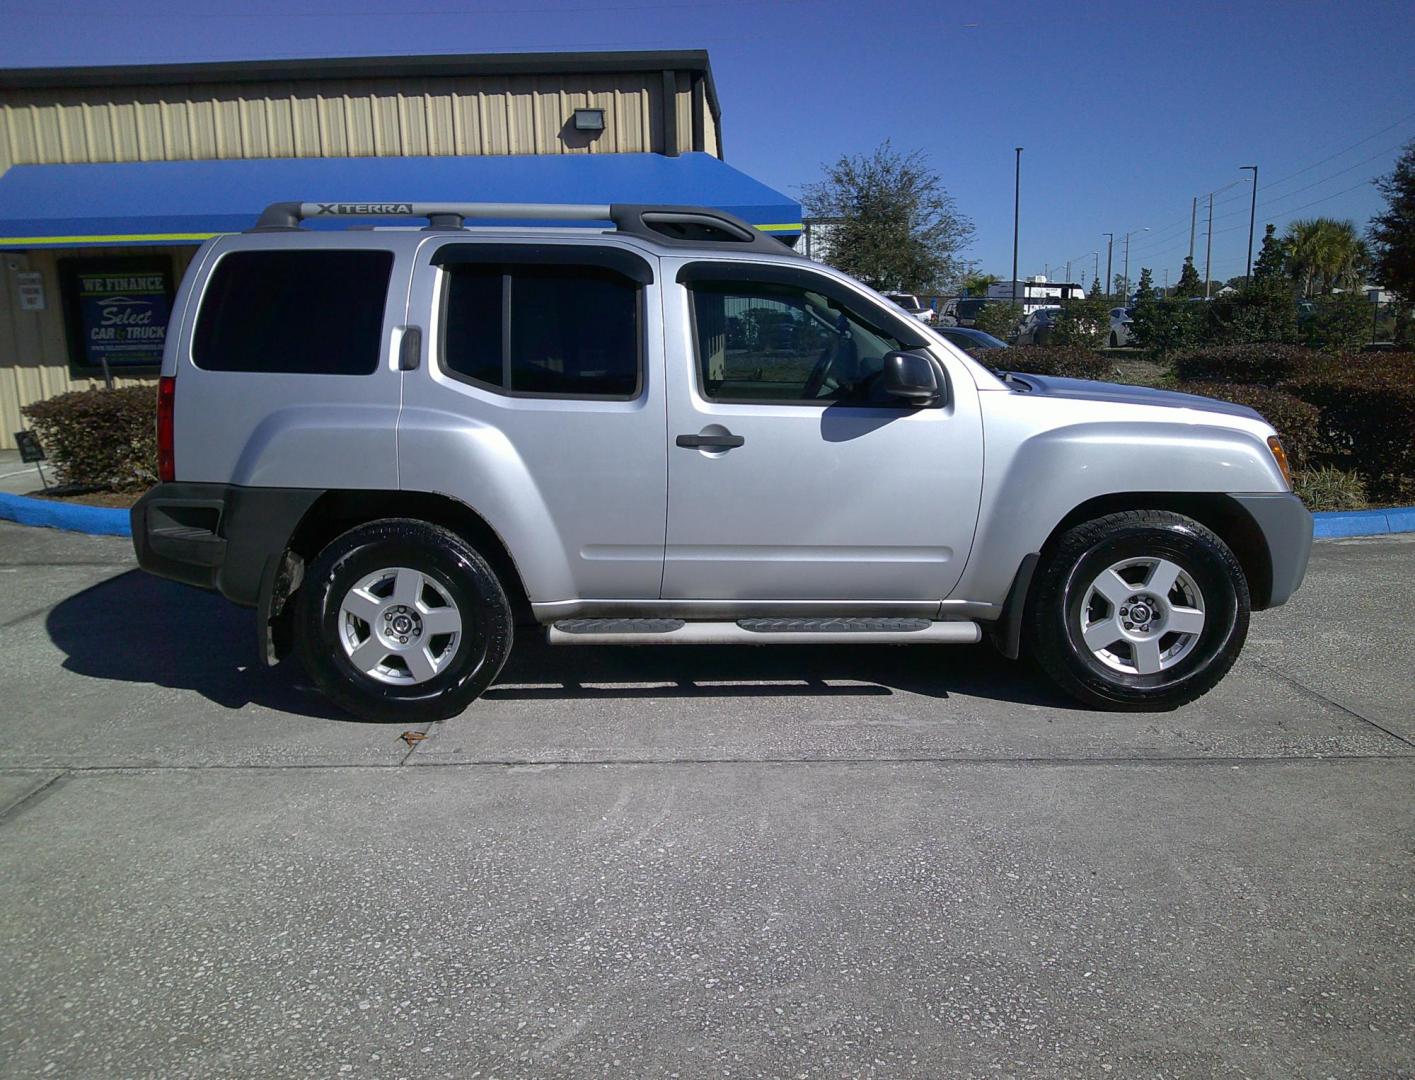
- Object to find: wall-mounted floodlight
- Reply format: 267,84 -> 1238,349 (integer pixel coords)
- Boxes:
572,108 -> 605,131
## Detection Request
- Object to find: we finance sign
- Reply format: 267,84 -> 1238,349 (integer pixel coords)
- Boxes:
62,258 -> 174,369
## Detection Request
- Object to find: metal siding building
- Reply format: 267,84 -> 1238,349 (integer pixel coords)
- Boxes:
0,51 -> 749,448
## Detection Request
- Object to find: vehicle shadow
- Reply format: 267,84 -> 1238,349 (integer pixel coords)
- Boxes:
489,636 -> 1061,707
46,569 -> 1066,717
45,569 -> 350,722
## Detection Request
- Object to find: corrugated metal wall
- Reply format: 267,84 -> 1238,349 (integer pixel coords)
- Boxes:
1,246 -> 192,447
0,72 -> 706,171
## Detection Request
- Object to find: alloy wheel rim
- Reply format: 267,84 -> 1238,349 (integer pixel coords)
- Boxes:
1078,556 -> 1206,676
337,566 -> 463,685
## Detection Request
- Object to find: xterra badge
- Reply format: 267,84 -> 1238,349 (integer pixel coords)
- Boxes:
314,203 -> 415,215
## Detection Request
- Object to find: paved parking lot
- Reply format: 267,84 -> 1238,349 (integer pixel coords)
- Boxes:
1,519 -> 1412,1077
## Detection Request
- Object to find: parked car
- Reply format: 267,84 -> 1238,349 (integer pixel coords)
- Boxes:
939,296 -> 991,328
1109,307 -> 1135,347
1015,306 -> 1061,345
935,325 -> 1007,357
885,293 -> 936,324
133,199 -> 1311,721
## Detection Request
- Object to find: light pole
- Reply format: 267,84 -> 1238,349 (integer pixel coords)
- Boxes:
1012,147 -> 1023,306
1093,251 -> 1100,293
1241,165 -> 1259,285
1103,232 -> 1114,299
1188,197 -> 1197,263
1121,228 -> 1148,303
1204,191 -> 1215,298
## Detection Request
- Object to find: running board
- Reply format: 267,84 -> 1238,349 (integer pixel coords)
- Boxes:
547,617 -> 981,646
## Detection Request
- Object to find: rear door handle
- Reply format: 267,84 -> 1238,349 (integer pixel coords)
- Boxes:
676,432 -> 745,449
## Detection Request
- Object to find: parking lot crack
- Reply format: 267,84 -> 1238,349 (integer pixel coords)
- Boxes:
0,772 -> 67,824
1249,657 -> 1414,748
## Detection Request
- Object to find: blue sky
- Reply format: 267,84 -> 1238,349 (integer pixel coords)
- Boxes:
2,0 -> 1412,285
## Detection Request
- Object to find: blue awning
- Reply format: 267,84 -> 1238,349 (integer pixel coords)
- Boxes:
0,152 -> 801,248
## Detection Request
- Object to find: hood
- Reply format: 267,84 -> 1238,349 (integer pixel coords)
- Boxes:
1002,373 -> 1263,421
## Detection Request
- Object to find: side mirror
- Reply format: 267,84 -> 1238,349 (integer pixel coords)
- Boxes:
881,350 -> 941,405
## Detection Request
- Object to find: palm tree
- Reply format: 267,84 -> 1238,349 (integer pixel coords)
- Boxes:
960,271 -> 999,296
1283,218 -> 1369,297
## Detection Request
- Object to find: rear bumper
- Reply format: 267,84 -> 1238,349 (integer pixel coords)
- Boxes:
132,483 -> 321,607
1229,492 -> 1313,608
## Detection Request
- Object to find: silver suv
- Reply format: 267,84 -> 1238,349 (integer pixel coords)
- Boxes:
132,201 -> 1312,721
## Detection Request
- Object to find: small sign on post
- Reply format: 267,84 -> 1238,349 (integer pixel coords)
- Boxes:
13,430 -> 49,490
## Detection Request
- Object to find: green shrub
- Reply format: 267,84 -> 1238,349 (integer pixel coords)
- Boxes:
1202,285 -> 1300,346
1175,381 -> 1324,467
1290,353 -> 1415,502
973,301 -> 1022,341
20,386 -> 158,490
1050,296 -> 1111,349
1292,467 -> 1368,511
1301,293 -> 1377,353
989,345 -> 1115,381
1131,298 -> 1203,357
1170,344 -> 1332,387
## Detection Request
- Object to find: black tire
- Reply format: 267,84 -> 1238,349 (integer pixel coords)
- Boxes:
294,518 -> 513,722
1109,331 -> 1119,347
1024,510 -> 1250,710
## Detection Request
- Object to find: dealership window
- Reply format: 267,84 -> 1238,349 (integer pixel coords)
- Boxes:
441,264 -> 641,399
192,250 -> 394,375
58,255 -> 176,377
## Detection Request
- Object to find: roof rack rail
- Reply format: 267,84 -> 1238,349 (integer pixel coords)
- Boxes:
251,201 -> 796,253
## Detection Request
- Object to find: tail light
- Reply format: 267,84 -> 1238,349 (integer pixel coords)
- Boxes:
157,376 -> 175,483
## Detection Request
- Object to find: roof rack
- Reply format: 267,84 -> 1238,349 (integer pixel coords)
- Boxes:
251,201 -> 795,253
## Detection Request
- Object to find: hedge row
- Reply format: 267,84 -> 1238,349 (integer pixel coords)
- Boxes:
1171,344 -> 1333,386
1173,381 -> 1324,468
20,385 -> 158,491
1170,347 -> 1415,502
986,345 -> 1117,381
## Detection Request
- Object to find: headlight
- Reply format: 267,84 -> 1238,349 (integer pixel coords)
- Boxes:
1267,436 -> 1292,489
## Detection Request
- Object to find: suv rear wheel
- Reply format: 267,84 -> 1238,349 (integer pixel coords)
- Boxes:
294,519 -> 513,722
1025,510 -> 1250,710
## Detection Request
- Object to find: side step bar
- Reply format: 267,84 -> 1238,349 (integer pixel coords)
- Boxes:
547,618 -> 982,646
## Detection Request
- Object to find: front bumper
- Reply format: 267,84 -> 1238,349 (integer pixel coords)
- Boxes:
1229,492 -> 1313,608
132,483 -> 321,607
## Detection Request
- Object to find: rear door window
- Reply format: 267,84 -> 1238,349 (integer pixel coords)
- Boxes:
441,262 -> 642,399
193,249 -> 394,374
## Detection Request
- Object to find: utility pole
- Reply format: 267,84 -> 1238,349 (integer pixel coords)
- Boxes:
1203,192 -> 1214,298
1103,232 -> 1113,299
1065,260 -> 1071,284
1241,165 -> 1259,285
1012,147 -> 1023,306
1093,251 -> 1100,290
1188,197 -> 1197,262
1122,233 -> 1130,302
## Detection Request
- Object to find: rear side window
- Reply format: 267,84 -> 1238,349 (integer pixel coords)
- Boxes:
442,264 -> 641,399
193,250 -> 394,374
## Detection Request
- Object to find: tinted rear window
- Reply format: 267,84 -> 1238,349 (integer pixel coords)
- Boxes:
442,264 -> 641,398
193,249 -> 394,374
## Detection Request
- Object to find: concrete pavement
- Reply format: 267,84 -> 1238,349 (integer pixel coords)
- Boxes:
1,521 -> 1412,1077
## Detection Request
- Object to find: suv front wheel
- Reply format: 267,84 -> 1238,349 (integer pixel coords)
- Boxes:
1025,510 -> 1250,710
294,519 -> 513,722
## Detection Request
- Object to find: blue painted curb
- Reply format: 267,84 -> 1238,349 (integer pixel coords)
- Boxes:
0,492 -> 132,537
1313,505 -> 1415,539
